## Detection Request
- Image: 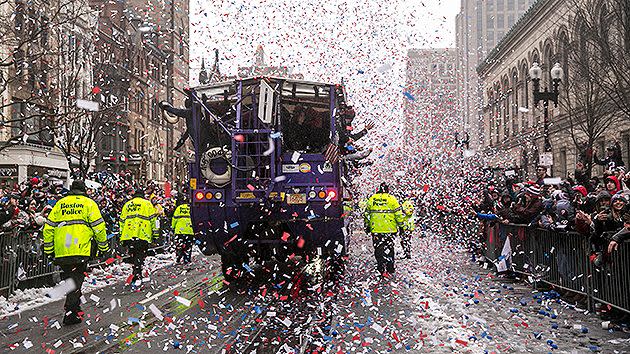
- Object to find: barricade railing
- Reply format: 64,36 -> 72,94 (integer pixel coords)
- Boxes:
482,222 -> 629,314
1,229 -> 170,298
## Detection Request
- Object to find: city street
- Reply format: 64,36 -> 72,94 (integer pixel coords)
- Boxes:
2,0 -> 630,353
2,229 -> 629,353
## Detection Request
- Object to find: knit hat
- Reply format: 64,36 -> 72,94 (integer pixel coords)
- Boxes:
525,184 -> 541,196
572,185 -> 587,197
605,175 -> 621,194
596,191 -> 612,201
70,180 -> 87,193
611,193 -> 627,205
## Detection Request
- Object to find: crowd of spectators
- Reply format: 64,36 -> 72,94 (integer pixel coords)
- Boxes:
0,171 -> 180,238
472,142 -> 630,267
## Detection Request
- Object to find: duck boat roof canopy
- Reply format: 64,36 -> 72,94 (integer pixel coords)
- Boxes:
191,77 -> 340,107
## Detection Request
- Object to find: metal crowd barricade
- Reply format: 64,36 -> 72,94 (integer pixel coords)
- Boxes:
483,223 -> 630,314
1,231 -> 19,297
590,239 -> 630,314
1,228 -> 171,298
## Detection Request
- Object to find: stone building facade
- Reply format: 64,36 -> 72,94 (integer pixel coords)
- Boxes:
91,0 -> 189,183
456,0 -> 537,150
404,48 -> 457,145
476,0 -> 630,179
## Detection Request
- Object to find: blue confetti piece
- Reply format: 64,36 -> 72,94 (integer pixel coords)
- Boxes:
403,91 -> 415,101
230,222 -> 239,228
128,317 -> 140,323
270,132 -> 281,138
358,69 -> 365,74
254,306 -> 262,314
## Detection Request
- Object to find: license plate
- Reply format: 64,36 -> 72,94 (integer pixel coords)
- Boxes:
287,194 -> 307,205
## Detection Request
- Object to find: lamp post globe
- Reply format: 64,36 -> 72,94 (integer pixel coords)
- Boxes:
550,63 -> 564,81
529,62 -> 543,80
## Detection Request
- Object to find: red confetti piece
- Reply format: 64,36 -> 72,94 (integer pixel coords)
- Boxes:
455,339 -> 468,346
91,86 -> 101,94
247,184 -> 256,191
173,290 -> 180,296
281,232 -> 290,242
234,134 -> 245,142
105,257 -> 115,265
297,237 -> 305,248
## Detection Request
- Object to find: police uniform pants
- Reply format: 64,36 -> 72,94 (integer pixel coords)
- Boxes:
399,230 -> 412,258
176,234 -> 194,263
60,263 -> 87,315
124,239 -> 149,280
372,233 -> 395,274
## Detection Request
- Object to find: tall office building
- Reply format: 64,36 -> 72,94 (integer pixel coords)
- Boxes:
455,0 -> 536,149
404,48 -> 457,144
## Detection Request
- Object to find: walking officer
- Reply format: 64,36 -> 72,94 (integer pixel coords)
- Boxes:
172,197 -> 194,264
43,180 -> 109,325
400,198 -> 416,259
119,188 -> 159,286
365,182 -> 404,276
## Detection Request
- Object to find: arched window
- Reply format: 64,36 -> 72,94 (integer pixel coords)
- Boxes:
543,40 -> 554,83
502,76 -> 510,140
556,29 -> 570,83
520,60 -> 529,130
511,68 -> 519,135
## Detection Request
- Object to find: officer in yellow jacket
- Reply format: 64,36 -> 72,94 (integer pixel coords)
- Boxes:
172,197 -> 194,264
43,180 -> 109,325
365,182 -> 404,275
400,199 -> 416,259
119,189 -> 159,286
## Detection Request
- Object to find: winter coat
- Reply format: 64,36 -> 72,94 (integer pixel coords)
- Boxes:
511,198 -> 543,225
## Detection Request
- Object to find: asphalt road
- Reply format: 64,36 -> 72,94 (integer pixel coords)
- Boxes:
2,229 -> 630,353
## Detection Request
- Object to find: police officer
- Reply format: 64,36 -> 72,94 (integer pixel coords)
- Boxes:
119,189 -> 159,286
400,198 -> 416,259
365,182 -> 404,275
43,180 -> 109,325
172,197 -> 194,264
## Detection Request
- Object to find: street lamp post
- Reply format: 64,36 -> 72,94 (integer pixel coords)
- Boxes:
529,62 -> 564,153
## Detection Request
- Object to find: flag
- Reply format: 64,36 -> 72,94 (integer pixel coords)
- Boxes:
324,143 -> 339,164
496,236 -> 512,272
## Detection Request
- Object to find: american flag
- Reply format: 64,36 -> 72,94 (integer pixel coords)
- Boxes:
324,143 -> 339,164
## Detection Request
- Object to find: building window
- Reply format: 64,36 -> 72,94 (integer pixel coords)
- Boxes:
518,0 -> 526,10
508,0 -> 515,10
508,14 -> 515,27
497,0 -> 504,12
497,15 -> 504,28
559,148 -> 567,177
487,16 -> 495,29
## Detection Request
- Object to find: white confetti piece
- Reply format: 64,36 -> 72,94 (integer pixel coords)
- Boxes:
175,296 -> 192,307
23,340 -> 33,349
372,323 -> 385,334
149,303 -> 164,320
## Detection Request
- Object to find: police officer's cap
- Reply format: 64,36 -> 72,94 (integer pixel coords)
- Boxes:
378,182 -> 389,194
70,180 -> 87,193
133,188 -> 145,197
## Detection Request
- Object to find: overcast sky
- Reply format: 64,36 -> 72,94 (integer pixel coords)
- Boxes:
188,0 -> 461,156
189,0 -> 460,80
